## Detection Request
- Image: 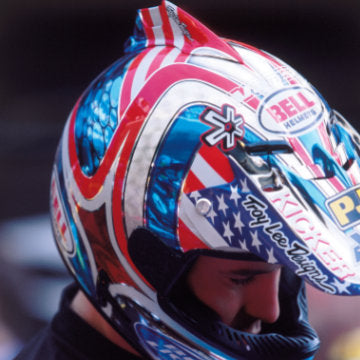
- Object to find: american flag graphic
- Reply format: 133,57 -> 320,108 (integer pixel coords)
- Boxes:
183,167 -> 278,265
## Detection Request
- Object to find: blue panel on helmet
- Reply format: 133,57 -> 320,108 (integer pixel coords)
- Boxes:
336,122 -> 359,164
264,126 -> 354,223
300,131 -> 352,187
74,54 -> 135,176
146,105 -> 209,249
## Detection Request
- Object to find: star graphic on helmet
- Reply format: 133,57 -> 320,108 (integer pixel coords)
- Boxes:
233,211 -> 245,234
331,278 -> 351,295
200,104 -> 245,151
216,193 -> 228,216
266,247 -> 278,264
223,220 -> 234,242
230,184 -> 241,206
250,230 -> 262,252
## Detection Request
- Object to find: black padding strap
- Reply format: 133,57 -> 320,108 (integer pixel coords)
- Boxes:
128,227 -> 193,294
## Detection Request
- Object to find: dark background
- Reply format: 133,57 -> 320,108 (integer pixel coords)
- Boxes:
1,0 -> 360,220
0,1 -> 359,359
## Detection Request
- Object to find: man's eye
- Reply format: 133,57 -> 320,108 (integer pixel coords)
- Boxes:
229,277 -> 255,286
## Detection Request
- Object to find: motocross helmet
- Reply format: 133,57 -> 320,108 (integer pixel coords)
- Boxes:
50,2 -> 360,359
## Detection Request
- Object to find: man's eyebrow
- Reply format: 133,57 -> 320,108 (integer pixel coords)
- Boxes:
221,268 -> 278,276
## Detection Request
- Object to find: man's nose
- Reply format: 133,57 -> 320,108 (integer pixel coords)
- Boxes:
244,268 -> 281,324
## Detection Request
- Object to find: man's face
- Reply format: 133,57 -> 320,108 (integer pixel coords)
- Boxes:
187,255 -> 282,334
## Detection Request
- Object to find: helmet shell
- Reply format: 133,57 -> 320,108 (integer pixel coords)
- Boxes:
50,1 -> 360,359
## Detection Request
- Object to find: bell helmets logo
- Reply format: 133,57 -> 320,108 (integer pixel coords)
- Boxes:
258,86 -> 324,135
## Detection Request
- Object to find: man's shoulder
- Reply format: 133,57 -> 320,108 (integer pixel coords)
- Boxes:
14,325 -> 63,360
14,324 -> 141,360
14,284 -> 142,360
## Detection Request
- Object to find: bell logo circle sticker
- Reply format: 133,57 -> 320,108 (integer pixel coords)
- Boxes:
258,86 -> 324,135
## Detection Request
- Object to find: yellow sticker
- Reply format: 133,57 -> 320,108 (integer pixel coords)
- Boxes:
327,187 -> 360,229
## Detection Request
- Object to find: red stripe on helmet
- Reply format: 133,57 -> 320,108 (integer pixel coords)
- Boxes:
119,49 -> 152,117
139,8 -> 155,47
178,218 -> 210,252
198,144 -> 235,184
159,3 -> 174,47
183,169 -> 206,195
145,46 -> 173,79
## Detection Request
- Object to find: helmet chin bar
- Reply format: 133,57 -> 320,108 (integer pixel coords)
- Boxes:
95,269 -> 241,360
125,227 -> 320,360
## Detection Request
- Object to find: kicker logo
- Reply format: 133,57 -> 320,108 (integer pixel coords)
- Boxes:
327,185 -> 360,229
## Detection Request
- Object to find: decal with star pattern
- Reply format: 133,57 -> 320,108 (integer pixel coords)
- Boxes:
200,104 -> 245,151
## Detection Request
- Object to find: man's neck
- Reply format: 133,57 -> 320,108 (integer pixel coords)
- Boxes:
70,290 -> 141,358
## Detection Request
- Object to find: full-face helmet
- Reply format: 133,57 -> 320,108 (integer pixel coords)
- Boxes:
50,2 -> 360,359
